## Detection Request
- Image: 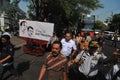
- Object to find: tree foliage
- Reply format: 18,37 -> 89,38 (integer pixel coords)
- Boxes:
109,13 -> 120,33
95,20 -> 109,30
4,0 -> 26,27
21,0 -> 103,33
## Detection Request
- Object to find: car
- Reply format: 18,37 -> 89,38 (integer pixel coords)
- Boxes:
94,29 -> 101,34
104,31 -> 115,39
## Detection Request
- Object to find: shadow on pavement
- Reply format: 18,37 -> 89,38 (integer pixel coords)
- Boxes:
16,61 -> 30,76
3,74 -> 12,80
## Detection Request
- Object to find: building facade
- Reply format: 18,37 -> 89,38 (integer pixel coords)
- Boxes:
0,0 -> 10,31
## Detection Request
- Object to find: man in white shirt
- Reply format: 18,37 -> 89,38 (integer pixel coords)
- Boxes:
61,32 -> 77,59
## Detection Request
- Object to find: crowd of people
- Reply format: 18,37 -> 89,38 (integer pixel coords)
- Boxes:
0,28 -> 120,80
38,31 -> 120,80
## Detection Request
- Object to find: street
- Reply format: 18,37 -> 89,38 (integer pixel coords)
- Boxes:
0,0 -> 120,80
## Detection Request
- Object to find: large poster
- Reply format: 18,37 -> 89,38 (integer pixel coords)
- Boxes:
19,20 -> 54,41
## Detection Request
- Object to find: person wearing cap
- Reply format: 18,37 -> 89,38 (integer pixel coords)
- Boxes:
68,40 -> 107,80
2,29 -> 12,38
0,35 -> 18,80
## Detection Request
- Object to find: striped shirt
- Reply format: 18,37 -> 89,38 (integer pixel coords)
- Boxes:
44,52 -> 67,71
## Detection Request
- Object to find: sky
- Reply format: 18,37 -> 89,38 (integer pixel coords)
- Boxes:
91,0 -> 120,21
18,1 -> 29,13
18,0 -> 120,22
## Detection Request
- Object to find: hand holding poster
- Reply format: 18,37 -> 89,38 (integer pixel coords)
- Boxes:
19,20 -> 54,41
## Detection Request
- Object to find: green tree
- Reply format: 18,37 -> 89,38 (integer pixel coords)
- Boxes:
22,0 -> 44,20
109,13 -> 120,33
21,0 -> 103,34
5,0 -> 26,27
95,20 -> 109,31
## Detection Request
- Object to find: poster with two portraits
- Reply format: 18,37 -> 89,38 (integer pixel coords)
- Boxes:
19,20 -> 54,41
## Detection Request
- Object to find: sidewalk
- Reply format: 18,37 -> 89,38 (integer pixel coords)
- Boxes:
10,36 -> 26,48
3,36 -> 44,80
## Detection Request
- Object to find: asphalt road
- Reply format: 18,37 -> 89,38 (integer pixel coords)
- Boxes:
2,37 -> 120,80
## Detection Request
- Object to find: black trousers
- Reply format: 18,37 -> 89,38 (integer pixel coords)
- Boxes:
78,72 -> 97,80
68,70 -> 97,80
0,64 -> 18,80
68,69 -> 106,80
